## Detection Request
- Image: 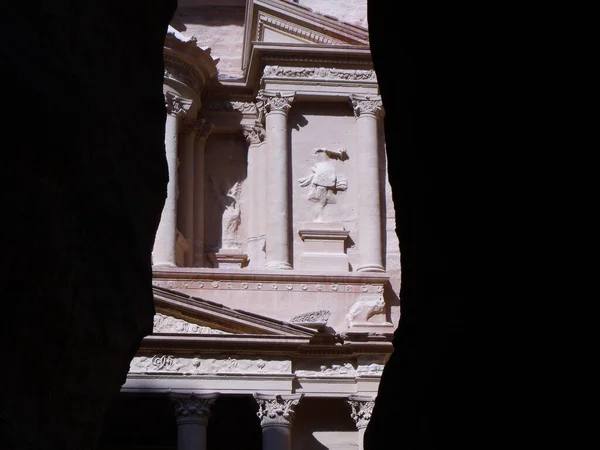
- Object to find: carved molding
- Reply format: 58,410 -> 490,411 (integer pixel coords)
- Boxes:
348,397 -> 375,429
164,54 -> 206,96
263,65 -> 377,82
256,90 -> 295,117
165,91 -> 192,117
254,394 -> 303,428
129,356 -> 292,375
262,55 -> 372,67
290,310 -> 331,324
257,13 -> 342,46
153,313 -> 229,335
351,94 -> 384,119
152,278 -> 385,294
171,393 -> 219,424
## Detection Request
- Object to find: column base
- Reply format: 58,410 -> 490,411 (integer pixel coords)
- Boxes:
356,264 -> 385,272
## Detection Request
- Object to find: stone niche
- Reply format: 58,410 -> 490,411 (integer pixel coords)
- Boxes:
290,102 -> 359,271
204,133 -> 248,268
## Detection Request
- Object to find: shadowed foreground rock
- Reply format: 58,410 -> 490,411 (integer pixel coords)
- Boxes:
0,1 -> 176,449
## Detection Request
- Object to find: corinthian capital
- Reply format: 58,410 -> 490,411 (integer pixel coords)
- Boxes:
253,393 -> 303,428
165,91 -> 193,117
170,393 -> 220,425
242,123 -> 266,146
256,90 -> 295,117
350,94 -> 384,119
347,395 -> 375,429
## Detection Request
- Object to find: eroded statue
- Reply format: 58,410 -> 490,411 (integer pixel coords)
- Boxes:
298,148 -> 348,222
211,177 -> 242,249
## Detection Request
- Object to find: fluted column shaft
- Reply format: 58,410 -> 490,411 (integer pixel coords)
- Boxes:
257,91 -> 295,270
192,121 -> 213,267
171,393 -> 219,450
153,94 -> 192,267
254,394 -> 303,450
352,95 -> 385,272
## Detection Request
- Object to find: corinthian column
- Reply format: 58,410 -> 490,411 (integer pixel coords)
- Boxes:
171,392 -> 220,450
153,93 -> 192,267
256,90 -> 295,270
348,396 -> 375,450
192,120 -> 213,267
351,94 -> 385,272
253,394 -> 303,450
243,122 -> 266,269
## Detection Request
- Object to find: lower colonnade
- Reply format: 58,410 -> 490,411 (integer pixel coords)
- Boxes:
167,392 -> 374,450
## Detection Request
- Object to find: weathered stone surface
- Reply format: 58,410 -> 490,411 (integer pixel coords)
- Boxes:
0,1 -> 176,449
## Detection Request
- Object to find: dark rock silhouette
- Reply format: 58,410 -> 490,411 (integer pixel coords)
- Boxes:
1,1 -> 176,449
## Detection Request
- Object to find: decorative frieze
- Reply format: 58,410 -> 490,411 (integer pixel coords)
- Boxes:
254,394 -> 303,428
152,279 -> 385,294
129,356 -> 292,375
347,397 -> 375,429
295,362 -> 384,377
153,313 -> 229,335
350,94 -> 384,119
263,65 -> 377,82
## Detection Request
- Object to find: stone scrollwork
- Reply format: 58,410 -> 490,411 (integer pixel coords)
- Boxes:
263,65 -> 377,82
253,394 -> 303,427
348,397 -> 375,429
290,309 -> 331,324
350,94 -> 384,119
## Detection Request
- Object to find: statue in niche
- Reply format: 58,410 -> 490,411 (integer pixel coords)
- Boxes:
298,148 -> 348,222
210,177 -> 242,249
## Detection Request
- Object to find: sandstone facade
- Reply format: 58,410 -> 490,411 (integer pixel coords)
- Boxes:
101,2 -> 400,449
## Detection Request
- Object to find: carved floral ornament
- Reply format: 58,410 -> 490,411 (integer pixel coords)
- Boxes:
290,309 -> 331,324
204,100 -> 257,114
351,94 -> 385,119
242,124 -> 266,145
152,313 -> 229,334
348,398 -> 375,429
263,65 -> 377,82
253,394 -> 303,427
171,393 -> 219,422
256,90 -> 295,115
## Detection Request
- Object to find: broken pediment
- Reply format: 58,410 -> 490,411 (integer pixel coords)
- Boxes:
153,285 -> 316,337
252,0 -> 369,46
242,0 -> 370,70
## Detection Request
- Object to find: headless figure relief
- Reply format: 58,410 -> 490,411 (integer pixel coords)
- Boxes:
211,177 -> 241,249
298,148 -> 348,222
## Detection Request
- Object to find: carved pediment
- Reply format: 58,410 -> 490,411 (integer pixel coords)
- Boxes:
153,286 -> 316,337
251,0 -> 370,47
243,0 -> 370,70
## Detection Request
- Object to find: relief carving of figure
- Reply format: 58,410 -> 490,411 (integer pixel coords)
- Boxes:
298,148 -> 348,222
211,177 -> 242,249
